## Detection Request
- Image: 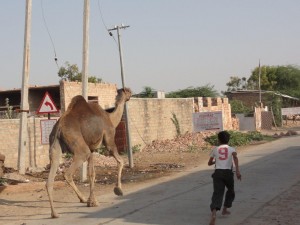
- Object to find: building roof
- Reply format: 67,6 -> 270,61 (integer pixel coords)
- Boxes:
226,90 -> 300,101
0,84 -> 60,94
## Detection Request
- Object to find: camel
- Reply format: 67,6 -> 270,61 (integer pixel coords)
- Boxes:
46,87 -> 132,218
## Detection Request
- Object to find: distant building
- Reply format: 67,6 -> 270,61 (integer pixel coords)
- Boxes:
225,90 -> 300,109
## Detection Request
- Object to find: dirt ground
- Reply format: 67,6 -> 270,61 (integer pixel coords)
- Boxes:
0,132 -> 214,224
1,122 -> 300,224
1,131 -> 216,187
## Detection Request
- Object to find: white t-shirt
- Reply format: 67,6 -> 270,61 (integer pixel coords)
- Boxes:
210,144 -> 236,170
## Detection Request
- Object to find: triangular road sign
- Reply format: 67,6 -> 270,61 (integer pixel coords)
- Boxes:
37,92 -> 59,114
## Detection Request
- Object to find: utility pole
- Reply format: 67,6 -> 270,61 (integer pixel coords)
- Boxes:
18,0 -> 32,174
80,0 -> 90,182
108,24 -> 134,168
258,59 -> 262,107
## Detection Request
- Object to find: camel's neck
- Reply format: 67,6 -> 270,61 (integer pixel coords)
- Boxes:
109,99 -> 126,128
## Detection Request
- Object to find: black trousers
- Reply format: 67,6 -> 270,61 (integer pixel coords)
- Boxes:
210,169 -> 235,211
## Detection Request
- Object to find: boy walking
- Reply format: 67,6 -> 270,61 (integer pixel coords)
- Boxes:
208,131 -> 242,225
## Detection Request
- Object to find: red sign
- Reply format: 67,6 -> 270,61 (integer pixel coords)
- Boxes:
37,92 -> 59,114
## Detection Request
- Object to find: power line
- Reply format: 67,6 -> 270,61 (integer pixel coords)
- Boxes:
41,0 -> 59,69
97,0 -> 118,46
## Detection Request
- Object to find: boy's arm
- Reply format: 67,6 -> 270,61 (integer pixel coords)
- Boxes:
232,152 -> 242,180
208,157 -> 215,166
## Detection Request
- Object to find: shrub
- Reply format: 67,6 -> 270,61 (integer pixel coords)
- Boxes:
205,130 -> 270,147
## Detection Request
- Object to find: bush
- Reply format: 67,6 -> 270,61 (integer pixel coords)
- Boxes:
205,130 -> 269,147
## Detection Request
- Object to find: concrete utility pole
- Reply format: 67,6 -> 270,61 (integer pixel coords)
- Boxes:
108,24 -> 134,168
258,59 -> 262,107
18,0 -> 32,174
80,0 -> 90,181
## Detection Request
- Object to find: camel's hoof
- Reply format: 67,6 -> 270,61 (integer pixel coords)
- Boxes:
87,201 -> 99,207
114,187 -> 123,196
51,212 -> 60,218
80,198 -> 88,203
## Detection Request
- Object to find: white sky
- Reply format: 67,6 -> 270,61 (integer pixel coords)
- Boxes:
0,0 -> 300,95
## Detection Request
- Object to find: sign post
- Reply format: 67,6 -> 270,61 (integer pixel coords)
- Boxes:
37,92 -> 59,145
36,92 -> 59,115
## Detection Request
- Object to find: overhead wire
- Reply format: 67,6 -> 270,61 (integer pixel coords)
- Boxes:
97,1 -> 147,150
97,0 -> 118,47
41,0 -> 60,69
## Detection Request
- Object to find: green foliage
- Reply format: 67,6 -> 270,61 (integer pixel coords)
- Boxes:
138,86 -> 155,98
246,131 -> 264,141
187,143 -> 199,152
170,112 -> 181,136
64,152 -> 73,160
248,65 -> 300,98
205,130 -> 271,147
166,84 -> 219,98
97,145 -> 108,155
226,76 -> 248,91
132,144 -> 142,153
58,61 -> 102,83
230,99 -> 251,114
264,93 -> 282,126
0,178 -> 6,185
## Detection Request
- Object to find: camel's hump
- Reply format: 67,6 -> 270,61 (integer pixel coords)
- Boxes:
67,95 -> 87,110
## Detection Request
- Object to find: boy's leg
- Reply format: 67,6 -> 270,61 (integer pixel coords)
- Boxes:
223,171 -> 235,214
209,209 -> 217,225
210,171 -> 226,211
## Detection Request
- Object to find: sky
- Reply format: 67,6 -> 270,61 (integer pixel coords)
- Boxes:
1,0 -> 300,95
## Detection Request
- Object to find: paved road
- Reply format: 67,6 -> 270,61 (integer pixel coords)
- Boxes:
3,134 -> 300,225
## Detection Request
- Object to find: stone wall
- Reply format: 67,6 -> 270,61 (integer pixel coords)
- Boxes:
127,98 -> 194,148
0,117 -> 58,169
60,81 -> 118,112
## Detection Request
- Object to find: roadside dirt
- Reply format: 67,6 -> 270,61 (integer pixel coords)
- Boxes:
1,131 -> 215,193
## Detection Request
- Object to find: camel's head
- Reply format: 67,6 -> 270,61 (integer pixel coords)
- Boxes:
117,88 -> 132,102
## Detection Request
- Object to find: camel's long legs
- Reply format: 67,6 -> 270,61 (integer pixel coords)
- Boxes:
46,140 -> 62,218
110,144 -> 124,196
63,146 -> 90,203
87,152 -> 98,206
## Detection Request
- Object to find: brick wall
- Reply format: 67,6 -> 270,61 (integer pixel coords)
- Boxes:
195,97 -> 232,130
60,81 -> 118,112
0,117 -> 58,169
127,98 -> 194,148
226,92 -> 260,109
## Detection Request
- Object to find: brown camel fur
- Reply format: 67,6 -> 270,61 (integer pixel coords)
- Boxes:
46,88 -> 132,218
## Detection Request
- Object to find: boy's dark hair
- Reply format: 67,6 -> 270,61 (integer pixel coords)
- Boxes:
218,131 -> 230,144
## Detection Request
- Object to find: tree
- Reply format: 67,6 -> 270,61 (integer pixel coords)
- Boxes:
58,62 -> 102,83
247,65 -> 277,91
226,76 -> 241,91
248,65 -> 300,97
230,100 -> 251,114
166,84 -> 219,98
226,76 -> 248,91
138,86 -> 155,98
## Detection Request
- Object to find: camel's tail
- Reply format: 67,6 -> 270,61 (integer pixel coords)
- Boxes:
49,119 -> 70,162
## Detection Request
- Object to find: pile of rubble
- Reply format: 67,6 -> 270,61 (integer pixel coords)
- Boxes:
142,131 -> 216,153
273,130 -> 298,137
58,132 -> 217,169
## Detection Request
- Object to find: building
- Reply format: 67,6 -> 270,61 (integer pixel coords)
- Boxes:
225,90 -> 300,109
